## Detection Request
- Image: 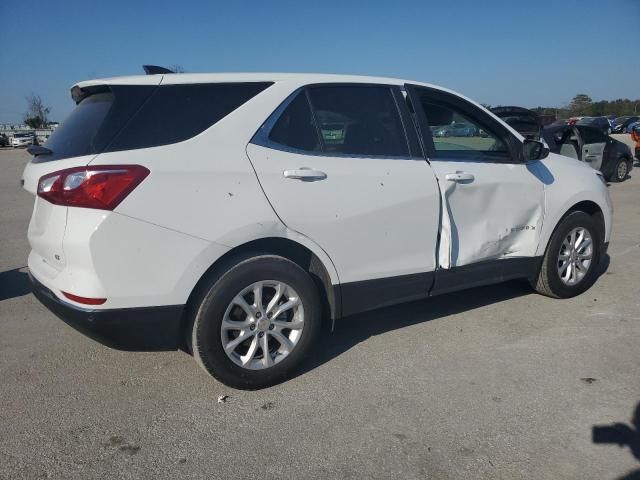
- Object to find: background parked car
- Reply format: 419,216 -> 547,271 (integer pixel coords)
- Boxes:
0,134 -> 9,147
10,132 -> 37,148
432,121 -> 477,137
612,116 -> 640,133
576,116 -> 612,135
490,106 -> 542,140
543,124 -> 633,182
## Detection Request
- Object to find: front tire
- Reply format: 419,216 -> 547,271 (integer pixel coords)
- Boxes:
533,211 -> 601,298
190,255 -> 321,389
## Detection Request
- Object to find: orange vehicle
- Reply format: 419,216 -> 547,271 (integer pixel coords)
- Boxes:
631,123 -> 640,160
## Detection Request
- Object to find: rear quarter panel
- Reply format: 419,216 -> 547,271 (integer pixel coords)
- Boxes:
89,80 -> 341,288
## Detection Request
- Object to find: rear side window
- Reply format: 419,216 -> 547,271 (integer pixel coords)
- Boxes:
307,86 -> 409,157
42,82 -> 272,161
269,92 -> 321,152
109,82 -> 272,151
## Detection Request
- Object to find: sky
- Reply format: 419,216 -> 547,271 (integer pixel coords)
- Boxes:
0,0 -> 638,124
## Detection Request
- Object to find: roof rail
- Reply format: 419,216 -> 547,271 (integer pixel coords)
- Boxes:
142,65 -> 175,75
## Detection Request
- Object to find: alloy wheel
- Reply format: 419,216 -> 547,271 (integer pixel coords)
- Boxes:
220,281 -> 304,370
557,227 -> 593,286
617,161 -> 628,181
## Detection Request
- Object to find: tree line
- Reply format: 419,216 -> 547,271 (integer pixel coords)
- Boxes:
22,91 -> 640,130
531,94 -> 640,119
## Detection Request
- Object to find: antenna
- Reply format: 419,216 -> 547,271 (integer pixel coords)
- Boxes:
142,65 -> 175,75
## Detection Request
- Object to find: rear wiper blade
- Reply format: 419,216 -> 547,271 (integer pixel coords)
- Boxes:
27,145 -> 53,157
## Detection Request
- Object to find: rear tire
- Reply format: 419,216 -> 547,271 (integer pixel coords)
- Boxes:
608,158 -> 630,182
533,211 -> 601,298
190,255 -> 321,390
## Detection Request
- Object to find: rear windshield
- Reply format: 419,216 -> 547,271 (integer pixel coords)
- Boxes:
40,82 -> 272,161
43,91 -> 118,160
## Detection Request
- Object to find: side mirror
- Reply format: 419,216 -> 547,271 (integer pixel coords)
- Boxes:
523,139 -> 549,161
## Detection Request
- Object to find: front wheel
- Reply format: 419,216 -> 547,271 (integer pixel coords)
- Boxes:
190,255 -> 321,389
533,211 -> 602,298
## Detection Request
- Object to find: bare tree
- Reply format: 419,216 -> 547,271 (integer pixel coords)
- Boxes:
24,94 -> 51,129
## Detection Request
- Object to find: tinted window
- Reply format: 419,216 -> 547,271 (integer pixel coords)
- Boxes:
577,126 -> 606,144
110,82 -> 272,151
269,92 -> 320,151
42,82 -> 271,161
420,99 -> 509,157
43,92 -> 116,161
307,86 -> 409,157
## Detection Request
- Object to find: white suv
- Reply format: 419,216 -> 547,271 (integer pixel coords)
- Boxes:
23,73 -> 613,389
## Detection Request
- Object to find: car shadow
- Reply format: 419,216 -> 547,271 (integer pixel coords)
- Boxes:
294,253 -> 611,382
0,268 -> 32,302
592,401 -> 640,480
294,278 -> 533,380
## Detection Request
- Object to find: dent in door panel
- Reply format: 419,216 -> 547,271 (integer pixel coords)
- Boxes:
437,173 -> 544,269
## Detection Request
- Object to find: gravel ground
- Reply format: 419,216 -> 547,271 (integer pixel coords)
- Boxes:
0,147 -> 638,480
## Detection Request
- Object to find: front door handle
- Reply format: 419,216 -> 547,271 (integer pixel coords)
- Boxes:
283,168 -> 327,181
445,171 -> 475,182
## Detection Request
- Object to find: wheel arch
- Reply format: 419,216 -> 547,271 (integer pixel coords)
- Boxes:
536,199 -> 606,258
182,237 -> 341,344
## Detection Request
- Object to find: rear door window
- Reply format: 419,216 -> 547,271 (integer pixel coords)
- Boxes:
268,92 -> 321,152
306,85 -> 409,157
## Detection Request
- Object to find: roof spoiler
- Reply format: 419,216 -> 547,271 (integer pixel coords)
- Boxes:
142,65 -> 175,75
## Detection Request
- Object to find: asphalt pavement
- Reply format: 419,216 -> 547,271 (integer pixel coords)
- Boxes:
1,147 -> 638,479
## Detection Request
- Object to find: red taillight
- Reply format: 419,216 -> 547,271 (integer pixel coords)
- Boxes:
37,165 -> 150,210
62,291 -> 107,305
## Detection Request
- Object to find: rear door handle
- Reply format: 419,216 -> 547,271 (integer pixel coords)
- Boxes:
445,171 -> 475,182
283,168 -> 327,181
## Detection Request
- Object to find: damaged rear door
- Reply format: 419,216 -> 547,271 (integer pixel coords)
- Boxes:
406,85 -> 545,272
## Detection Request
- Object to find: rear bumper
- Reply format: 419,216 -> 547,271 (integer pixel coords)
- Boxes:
30,273 -> 184,351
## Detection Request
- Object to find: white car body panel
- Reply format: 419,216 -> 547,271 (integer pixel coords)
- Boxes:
23,72 -> 612,317
246,143 -> 440,283
534,153 -> 612,256
430,160 -> 545,269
